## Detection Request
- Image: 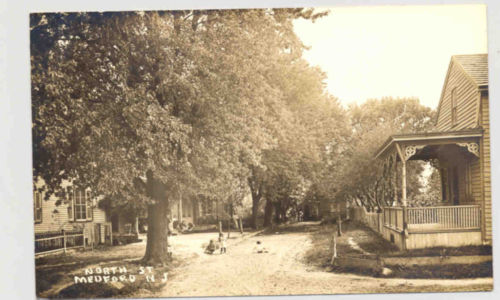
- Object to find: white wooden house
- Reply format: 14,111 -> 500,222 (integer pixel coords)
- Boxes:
33,177 -> 112,254
373,54 -> 491,249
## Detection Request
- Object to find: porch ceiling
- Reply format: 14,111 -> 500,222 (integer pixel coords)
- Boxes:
374,128 -> 483,161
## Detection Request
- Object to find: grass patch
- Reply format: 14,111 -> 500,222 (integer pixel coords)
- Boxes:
387,261 -> 493,279
303,221 -> 364,268
35,246 -> 133,268
303,220 -> 493,279
330,261 -> 493,279
35,268 -> 65,294
330,264 -> 381,277
388,245 -> 492,257
344,222 -> 399,255
55,260 -> 174,298
37,255 -> 184,298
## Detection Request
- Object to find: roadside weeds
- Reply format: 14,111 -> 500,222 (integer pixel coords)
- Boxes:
304,220 -> 493,279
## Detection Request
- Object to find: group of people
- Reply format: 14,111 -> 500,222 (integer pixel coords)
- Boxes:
204,232 -> 268,255
205,232 -> 227,255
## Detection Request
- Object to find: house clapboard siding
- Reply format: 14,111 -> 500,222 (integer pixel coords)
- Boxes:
33,177 -> 109,239
435,54 -> 491,243
480,94 -> 492,241
436,58 -> 481,131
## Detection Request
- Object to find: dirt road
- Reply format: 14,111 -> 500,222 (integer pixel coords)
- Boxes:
154,231 -> 493,297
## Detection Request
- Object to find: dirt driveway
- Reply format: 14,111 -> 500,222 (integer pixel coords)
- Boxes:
150,229 -> 493,297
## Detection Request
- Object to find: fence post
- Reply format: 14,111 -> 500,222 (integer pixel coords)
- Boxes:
110,223 -> 113,246
63,230 -> 67,253
377,211 -> 380,233
382,208 -> 385,228
330,230 -> 337,265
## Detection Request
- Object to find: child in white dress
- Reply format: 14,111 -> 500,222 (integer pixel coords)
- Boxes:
254,240 -> 268,253
219,233 -> 227,254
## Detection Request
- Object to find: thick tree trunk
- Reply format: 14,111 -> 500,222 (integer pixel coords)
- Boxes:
263,198 -> 273,227
248,170 -> 263,230
273,201 -> 281,224
143,199 -> 170,265
251,195 -> 260,229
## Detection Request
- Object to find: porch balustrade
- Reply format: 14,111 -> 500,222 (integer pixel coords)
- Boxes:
383,205 -> 480,232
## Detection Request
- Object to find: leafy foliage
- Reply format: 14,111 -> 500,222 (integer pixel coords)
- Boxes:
31,9 -> 331,261
336,97 -> 436,210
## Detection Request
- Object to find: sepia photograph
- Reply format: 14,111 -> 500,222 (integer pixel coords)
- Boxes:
26,2 -> 494,298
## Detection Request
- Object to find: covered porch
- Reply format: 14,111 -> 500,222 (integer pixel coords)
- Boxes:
374,129 -> 484,249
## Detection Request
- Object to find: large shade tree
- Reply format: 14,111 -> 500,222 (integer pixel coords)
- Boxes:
31,9 -> 329,264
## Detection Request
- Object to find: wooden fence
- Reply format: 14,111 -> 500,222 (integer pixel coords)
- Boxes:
383,207 -> 404,231
350,207 -> 383,233
35,230 -> 84,256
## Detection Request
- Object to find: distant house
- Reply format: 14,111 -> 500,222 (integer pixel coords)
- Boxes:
110,194 -> 236,238
371,54 -> 491,249
34,177 -> 112,254
168,196 -> 230,228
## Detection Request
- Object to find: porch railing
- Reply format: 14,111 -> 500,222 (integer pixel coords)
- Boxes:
406,205 -> 481,231
383,205 -> 481,232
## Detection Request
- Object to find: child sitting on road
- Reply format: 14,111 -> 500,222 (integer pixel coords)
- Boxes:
205,239 -> 216,255
253,240 -> 268,253
219,232 -> 227,254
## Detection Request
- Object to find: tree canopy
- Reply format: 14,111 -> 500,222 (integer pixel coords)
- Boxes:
31,9 -> 331,263
31,9 -> 438,264
335,97 -> 436,210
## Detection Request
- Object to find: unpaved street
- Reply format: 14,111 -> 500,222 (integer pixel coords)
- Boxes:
153,230 -> 493,297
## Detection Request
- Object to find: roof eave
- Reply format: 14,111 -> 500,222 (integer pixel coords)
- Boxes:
373,129 -> 483,160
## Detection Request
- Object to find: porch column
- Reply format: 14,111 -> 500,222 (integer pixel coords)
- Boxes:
395,143 -> 407,207
393,155 -> 398,205
401,160 -> 407,207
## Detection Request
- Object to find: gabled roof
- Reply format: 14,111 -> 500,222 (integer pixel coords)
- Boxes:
453,54 -> 488,87
435,54 -> 488,127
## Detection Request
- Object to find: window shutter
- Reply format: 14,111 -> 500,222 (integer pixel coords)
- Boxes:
67,186 -> 74,221
33,191 -> 37,222
37,192 -> 42,223
33,191 -> 42,223
86,190 -> 93,221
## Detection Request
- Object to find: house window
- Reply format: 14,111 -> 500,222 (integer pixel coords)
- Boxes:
33,191 -> 42,223
451,88 -> 458,126
67,187 -> 92,221
74,189 -> 87,220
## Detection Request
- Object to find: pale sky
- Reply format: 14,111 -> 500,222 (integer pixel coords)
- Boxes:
293,4 -> 488,109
